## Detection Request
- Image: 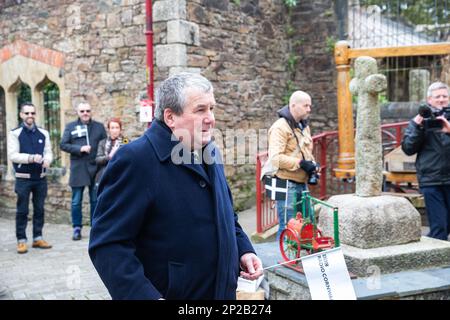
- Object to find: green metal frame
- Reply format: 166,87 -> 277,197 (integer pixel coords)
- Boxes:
293,190 -> 340,248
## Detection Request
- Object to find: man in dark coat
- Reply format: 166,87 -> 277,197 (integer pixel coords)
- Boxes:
60,102 -> 106,240
89,73 -> 262,300
402,82 -> 450,241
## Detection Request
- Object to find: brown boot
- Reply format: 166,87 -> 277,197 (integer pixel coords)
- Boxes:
17,243 -> 28,254
32,239 -> 52,249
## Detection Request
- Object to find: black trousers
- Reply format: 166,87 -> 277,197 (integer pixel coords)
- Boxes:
14,178 -> 48,241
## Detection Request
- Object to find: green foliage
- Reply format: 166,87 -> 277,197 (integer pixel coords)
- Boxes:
283,0 -> 297,8
43,82 -> 61,168
325,36 -> 336,54
17,83 -> 32,122
378,93 -> 389,105
232,0 -> 240,6
359,0 -> 447,26
287,54 -> 299,73
282,80 -> 297,105
293,39 -> 304,48
282,0 -> 299,107
285,24 -> 295,37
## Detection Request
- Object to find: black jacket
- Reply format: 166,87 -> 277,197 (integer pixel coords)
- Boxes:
60,119 -> 107,187
401,120 -> 450,187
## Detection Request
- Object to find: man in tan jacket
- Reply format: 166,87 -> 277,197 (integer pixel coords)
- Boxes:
267,91 -> 317,240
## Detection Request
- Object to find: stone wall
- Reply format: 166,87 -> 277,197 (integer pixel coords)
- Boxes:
0,179 -> 89,225
290,0 -> 338,132
0,87 -> 5,167
0,0 -> 149,140
179,0 -> 337,208
0,0 -> 339,220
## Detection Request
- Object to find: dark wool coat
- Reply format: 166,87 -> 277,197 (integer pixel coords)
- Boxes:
88,120 -> 255,300
60,119 -> 107,187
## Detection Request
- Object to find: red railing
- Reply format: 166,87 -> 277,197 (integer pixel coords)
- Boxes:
255,121 -> 409,234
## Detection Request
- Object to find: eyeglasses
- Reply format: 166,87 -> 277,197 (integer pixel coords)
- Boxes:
23,112 -> 36,115
79,110 -> 91,113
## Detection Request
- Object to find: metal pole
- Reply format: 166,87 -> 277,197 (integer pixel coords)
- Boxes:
145,0 -> 154,125
256,155 -> 263,233
333,207 -> 340,247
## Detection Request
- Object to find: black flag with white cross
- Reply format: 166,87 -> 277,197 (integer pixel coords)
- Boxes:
264,176 -> 288,201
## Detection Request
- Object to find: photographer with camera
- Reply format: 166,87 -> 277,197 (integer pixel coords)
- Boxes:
402,82 -> 450,241
266,91 -> 319,241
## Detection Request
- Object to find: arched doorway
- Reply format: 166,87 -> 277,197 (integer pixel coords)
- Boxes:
39,80 -> 61,167
9,79 -> 32,124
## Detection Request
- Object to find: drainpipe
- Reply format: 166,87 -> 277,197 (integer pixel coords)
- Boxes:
145,0 -> 154,124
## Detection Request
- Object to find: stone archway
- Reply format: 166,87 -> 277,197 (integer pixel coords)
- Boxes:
0,40 -> 69,181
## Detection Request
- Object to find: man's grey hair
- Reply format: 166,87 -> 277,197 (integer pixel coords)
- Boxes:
77,102 -> 91,110
427,82 -> 449,97
154,72 -> 213,121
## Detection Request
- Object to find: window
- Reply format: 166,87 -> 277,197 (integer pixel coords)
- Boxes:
16,82 -> 31,122
42,82 -> 61,167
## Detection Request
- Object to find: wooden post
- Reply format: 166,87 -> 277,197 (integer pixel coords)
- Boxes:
334,41 -> 355,178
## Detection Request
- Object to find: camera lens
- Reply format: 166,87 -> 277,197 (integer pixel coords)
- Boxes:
308,173 -> 319,185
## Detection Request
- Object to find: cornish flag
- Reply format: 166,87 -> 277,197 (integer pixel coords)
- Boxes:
264,176 -> 289,201
71,125 -> 88,138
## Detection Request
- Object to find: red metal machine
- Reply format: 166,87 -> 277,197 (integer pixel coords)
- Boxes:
279,191 -> 340,270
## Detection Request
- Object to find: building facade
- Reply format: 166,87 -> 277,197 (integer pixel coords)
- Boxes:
0,0 -> 338,222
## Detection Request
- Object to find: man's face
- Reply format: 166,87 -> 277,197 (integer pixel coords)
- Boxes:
428,88 -> 449,109
77,104 -> 92,123
20,105 -> 36,126
291,97 -> 312,122
171,88 -> 216,150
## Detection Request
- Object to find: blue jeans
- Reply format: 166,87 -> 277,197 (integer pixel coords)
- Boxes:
276,181 -> 308,241
14,178 -> 47,241
71,182 -> 97,228
420,185 -> 450,241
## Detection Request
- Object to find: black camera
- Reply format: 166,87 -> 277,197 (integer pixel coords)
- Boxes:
418,103 -> 450,130
307,162 -> 321,185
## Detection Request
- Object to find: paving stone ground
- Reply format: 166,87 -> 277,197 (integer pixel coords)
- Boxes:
0,207 -> 440,300
0,208 -> 257,300
0,217 -> 110,300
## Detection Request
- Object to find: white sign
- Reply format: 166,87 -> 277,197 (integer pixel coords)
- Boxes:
236,275 -> 264,293
139,106 -> 153,122
301,247 -> 356,300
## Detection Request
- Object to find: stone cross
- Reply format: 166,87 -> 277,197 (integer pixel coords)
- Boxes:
349,56 -> 387,197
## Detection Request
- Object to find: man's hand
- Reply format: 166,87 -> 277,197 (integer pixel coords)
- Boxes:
300,160 -> 316,174
413,114 -> 424,125
437,116 -> 450,133
33,154 -> 43,163
239,253 -> 263,280
80,145 -> 91,153
42,160 -> 50,168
